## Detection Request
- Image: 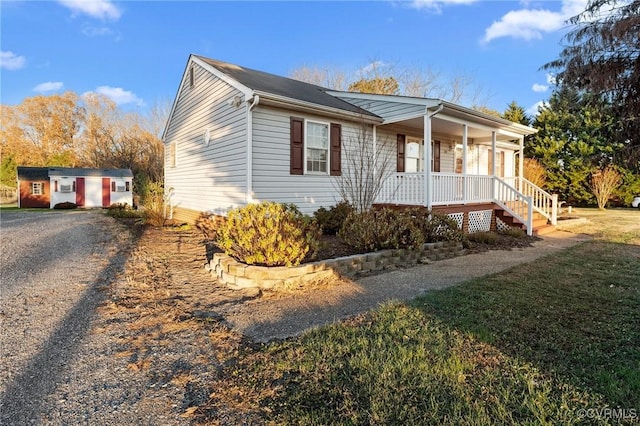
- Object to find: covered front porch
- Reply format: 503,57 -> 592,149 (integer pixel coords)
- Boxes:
331,93 -> 557,235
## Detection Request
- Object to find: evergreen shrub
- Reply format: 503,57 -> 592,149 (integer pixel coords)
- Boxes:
216,202 -> 320,267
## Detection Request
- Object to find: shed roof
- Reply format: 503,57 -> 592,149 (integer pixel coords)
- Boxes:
17,167 -> 49,180
17,166 -> 133,179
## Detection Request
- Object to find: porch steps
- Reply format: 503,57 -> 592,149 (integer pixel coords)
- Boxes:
495,206 -> 555,236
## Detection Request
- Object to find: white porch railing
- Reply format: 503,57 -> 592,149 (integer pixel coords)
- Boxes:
377,172 -> 425,205
493,178 -> 533,235
503,177 -> 558,225
376,173 -> 561,235
377,173 -> 496,206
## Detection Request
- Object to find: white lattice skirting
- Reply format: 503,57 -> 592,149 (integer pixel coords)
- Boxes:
468,210 -> 492,233
447,212 -> 464,229
496,216 -> 512,232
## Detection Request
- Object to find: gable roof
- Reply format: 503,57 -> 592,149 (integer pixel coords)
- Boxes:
17,167 -> 49,180
17,166 -> 133,179
194,55 -> 380,119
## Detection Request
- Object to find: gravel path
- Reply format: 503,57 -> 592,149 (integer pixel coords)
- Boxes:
222,231 -> 593,342
0,210 -> 141,425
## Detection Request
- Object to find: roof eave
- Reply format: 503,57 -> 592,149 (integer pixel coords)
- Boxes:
255,90 -> 383,124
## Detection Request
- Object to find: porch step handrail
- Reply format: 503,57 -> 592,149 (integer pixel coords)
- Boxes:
516,177 -> 558,225
493,177 -> 534,236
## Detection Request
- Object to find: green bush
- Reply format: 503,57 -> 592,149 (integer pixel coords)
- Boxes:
106,203 -> 141,219
53,202 -> 77,209
142,182 -> 167,227
216,202 -> 321,267
339,207 -> 466,252
467,231 -> 499,244
313,201 -> 353,235
498,227 -> 527,239
338,208 -> 424,252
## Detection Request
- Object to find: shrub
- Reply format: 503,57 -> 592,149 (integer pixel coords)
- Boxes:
467,231 -> 499,245
53,202 -> 77,209
339,207 -> 466,252
216,202 -> 321,267
142,182 -> 167,227
499,227 -> 527,239
338,208 -> 424,252
313,201 -> 353,235
106,203 -> 141,219
195,213 -> 227,240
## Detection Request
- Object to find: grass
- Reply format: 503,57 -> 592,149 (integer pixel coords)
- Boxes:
203,209 -> 640,424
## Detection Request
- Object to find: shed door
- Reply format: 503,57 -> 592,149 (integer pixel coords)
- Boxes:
75,178 -> 85,207
102,178 -> 111,207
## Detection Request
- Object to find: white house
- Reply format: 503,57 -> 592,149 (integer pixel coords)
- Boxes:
17,167 -> 133,209
163,54 -> 558,235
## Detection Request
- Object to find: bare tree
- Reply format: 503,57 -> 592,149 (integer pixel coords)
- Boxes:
290,61 -> 493,106
591,165 -> 621,209
289,66 -> 348,90
523,158 -> 547,187
335,119 -> 394,213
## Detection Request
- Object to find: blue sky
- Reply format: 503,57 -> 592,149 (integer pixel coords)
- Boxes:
1,0 -> 587,117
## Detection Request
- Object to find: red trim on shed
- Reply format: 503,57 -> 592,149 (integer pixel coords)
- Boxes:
75,177 -> 85,206
102,178 -> 111,207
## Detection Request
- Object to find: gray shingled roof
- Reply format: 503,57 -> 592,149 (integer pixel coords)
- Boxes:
17,167 -> 49,180
196,55 -> 381,119
17,166 -> 133,179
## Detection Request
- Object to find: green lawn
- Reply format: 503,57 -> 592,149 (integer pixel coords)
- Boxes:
211,210 -> 640,424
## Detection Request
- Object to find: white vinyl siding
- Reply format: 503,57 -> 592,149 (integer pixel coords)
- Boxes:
337,97 -> 426,123
164,61 -> 248,216
252,106 -> 366,214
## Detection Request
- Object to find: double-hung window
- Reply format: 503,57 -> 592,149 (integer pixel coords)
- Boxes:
31,182 -> 43,195
306,121 -> 329,173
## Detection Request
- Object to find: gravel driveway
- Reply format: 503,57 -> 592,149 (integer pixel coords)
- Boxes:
0,210 -> 134,424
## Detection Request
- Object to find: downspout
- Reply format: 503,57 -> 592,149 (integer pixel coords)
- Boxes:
246,94 -> 259,204
424,103 -> 444,209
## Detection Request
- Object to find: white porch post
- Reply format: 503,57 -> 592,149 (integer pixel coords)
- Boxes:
424,114 -> 432,209
372,125 -> 377,177
491,130 -> 496,199
518,135 -> 524,189
462,124 -> 468,204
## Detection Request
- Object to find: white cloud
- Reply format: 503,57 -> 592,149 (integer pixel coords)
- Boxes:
58,0 -> 122,20
526,100 -> 545,117
82,25 -> 113,37
546,73 -> 556,85
482,0 -> 588,43
1,50 -> 26,70
91,86 -> 144,106
532,83 -> 548,93
409,0 -> 477,12
33,81 -> 64,93
359,60 -> 388,75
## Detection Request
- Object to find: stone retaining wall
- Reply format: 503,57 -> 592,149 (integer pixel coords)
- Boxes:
207,241 -> 465,290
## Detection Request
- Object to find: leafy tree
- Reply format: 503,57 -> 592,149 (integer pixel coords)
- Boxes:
0,92 -> 83,168
348,77 -> 399,95
472,105 -> 501,118
502,101 -> 531,126
0,153 -> 17,187
543,0 -> 640,168
527,87 -> 620,204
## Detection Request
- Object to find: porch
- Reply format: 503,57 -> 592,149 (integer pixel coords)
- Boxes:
375,173 -> 559,236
